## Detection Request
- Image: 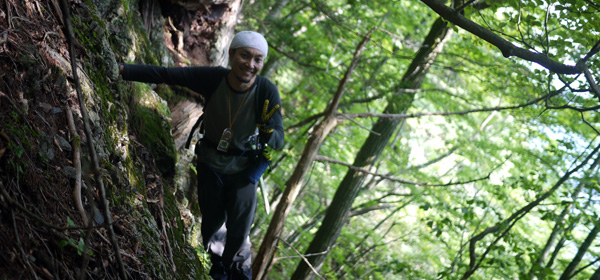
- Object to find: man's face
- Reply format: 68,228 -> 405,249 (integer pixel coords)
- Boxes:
229,47 -> 265,84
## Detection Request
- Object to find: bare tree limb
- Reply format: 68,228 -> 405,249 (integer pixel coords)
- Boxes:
278,238 -> 327,280
461,142 -> 600,279
419,0 -> 584,74
338,114 -> 381,136
349,204 -> 394,217
253,25 -> 376,280
315,155 -> 494,187
11,209 -> 39,280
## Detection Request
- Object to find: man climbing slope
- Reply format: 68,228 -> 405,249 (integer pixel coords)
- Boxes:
120,31 -> 284,280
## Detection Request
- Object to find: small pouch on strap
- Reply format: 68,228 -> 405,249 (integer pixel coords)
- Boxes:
247,151 -> 271,184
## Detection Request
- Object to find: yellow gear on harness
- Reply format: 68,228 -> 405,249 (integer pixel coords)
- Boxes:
257,99 -> 280,134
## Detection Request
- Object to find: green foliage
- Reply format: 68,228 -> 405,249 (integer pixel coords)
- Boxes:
2,111 -> 37,175
58,217 -> 92,256
240,0 -> 600,279
59,237 -> 90,256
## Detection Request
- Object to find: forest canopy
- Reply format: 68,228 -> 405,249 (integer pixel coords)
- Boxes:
240,0 -> 600,279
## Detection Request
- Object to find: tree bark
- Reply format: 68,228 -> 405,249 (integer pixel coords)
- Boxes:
529,154 -> 600,279
252,28 -> 375,280
559,221 -> 600,280
590,261 -> 600,280
418,0 -> 585,74
459,145 -> 600,280
259,0 -> 290,78
528,185 -> 582,279
210,0 -> 244,67
291,17 -> 452,280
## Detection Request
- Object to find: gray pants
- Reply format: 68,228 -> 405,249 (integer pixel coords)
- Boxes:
197,163 -> 257,280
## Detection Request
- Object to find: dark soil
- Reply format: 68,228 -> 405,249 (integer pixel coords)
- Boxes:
0,0 -> 216,279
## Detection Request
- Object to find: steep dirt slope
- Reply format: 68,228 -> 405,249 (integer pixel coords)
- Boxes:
0,0 -> 239,279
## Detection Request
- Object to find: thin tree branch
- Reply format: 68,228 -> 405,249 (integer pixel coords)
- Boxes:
11,209 -> 39,280
461,142 -> 600,279
406,146 -> 459,172
349,204 -> 394,217
455,0 -> 477,13
0,182 -> 103,232
581,0 -> 600,9
338,114 -> 381,136
315,155 -> 494,187
278,238 -> 327,280
581,37 -> 600,63
582,63 -> 600,100
268,42 -> 327,71
286,113 -> 322,132
581,113 -> 600,136
559,222 -> 600,280
341,95 -> 546,120
572,257 -> 600,280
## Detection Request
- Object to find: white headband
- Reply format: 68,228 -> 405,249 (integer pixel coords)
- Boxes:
229,31 -> 268,58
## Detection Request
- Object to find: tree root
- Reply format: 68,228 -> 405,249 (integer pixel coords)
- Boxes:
65,105 -> 88,226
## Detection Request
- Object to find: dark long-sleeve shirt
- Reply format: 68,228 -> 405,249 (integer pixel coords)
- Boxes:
122,64 -> 284,173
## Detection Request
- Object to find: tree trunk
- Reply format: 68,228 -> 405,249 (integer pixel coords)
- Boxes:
252,29 -> 375,280
559,221 -> 600,280
259,0 -> 290,78
529,155 -> 600,279
209,0 -> 244,66
291,17 -> 452,280
336,201 -> 413,278
528,189 -> 580,278
590,262 -> 600,280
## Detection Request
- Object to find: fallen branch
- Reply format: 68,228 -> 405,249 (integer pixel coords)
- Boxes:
0,181 -> 104,232
11,208 -> 39,280
57,0 -> 126,278
65,105 -> 87,226
157,193 -> 176,273
66,105 -> 94,280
